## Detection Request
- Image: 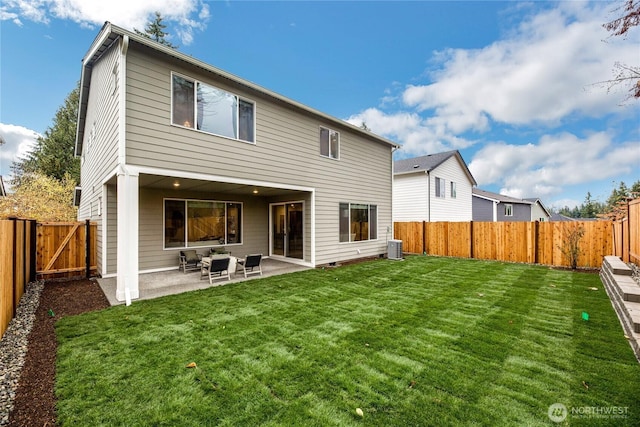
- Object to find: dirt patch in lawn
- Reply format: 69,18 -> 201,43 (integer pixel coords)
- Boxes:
8,279 -> 110,427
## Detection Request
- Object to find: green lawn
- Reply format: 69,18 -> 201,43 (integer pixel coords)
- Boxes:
55,256 -> 640,426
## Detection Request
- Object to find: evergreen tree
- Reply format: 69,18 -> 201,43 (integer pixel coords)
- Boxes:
134,12 -> 178,49
12,85 -> 80,187
602,179 -> 640,219
556,181 -> 639,219
606,181 -> 629,207
580,192 -> 596,218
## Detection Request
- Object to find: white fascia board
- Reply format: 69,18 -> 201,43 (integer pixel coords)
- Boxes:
472,193 -> 500,203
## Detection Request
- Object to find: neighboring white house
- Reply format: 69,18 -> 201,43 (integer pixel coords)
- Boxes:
472,188 -> 551,222
524,198 -> 552,222
75,22 -> 399,302
393,150 -> 477,222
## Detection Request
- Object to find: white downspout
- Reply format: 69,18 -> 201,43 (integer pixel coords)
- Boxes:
115,34 -> 140,304
427,171 -> 431,222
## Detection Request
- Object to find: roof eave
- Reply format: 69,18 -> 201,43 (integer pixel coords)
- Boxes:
78,22 -> 400,151
76,22 -> 118,157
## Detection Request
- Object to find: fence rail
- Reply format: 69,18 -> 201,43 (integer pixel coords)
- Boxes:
1,219 -> 96,338
394,220 -> 613,268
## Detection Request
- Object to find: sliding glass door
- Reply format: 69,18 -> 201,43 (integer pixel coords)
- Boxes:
271,202 -> 303,259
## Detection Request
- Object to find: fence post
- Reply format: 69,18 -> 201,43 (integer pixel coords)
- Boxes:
626,201 -> 631,263
29,220 -> 37,281
470,221 -> 474,259
85,219 -> 91,279
422,221 -> 427,255
10,217 -> 17,317
23,220 -> 28,286
533,221 -> 539,265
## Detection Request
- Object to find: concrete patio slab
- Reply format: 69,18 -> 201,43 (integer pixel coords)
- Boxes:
97,258 -> 310,305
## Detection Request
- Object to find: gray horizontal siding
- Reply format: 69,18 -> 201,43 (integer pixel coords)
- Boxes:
120,44 -> 393,269
106,184 -> 117,275
472,197 -> 494,221
138,188 -> 271,272
78,42 -> 121,276
498,202 -> 531,222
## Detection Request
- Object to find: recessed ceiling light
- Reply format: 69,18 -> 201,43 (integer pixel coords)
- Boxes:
252,189 -> 259,194
173,181 -> 180,187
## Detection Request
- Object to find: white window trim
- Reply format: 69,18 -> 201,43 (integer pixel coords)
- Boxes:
339,202 -> 378,243
435,177 -> 446,199
319,126 -> 340,160
170,72 -> 256,144
163,197 -> 244,250
504,203 -> 513,217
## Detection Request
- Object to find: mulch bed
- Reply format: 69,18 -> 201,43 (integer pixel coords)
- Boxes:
8,279 -> 110,427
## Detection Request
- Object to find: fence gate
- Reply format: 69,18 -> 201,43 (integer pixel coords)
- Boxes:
37,220 -> 96,279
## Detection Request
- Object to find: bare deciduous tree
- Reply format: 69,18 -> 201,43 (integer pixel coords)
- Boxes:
601,0 -> 640,101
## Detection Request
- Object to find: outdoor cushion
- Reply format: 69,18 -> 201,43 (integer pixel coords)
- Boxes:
182,250 -> 199,263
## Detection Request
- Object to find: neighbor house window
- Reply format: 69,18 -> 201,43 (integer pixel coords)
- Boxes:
164,199 -> 243,249
451,182 -> 457,199
172,73 -> 255,143
320,126 -> 339,159
504,204 -> 513,217
339,203 -> 377,242
435,177 -> 445,198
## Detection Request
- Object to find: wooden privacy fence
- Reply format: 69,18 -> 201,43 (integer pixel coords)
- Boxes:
1,218 -> 37,338
394,220 -> 613,268
1,220 -> 97,338
613,198 -> 640,266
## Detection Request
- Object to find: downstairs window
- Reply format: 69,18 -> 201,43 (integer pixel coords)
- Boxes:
164,199 -> 243,249
339,203 -> 377,242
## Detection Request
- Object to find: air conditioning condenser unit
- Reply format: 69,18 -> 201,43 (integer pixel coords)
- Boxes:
387,239 -> 403,260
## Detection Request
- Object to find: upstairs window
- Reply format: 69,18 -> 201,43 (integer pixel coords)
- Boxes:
504,204 -> 513,217
172,73 -> 255,143
451,182 -> 457,199
320,126 -> 339,159
435,177 -> 445,198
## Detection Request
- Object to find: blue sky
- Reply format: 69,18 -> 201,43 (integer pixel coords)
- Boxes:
1,0 -> 638,209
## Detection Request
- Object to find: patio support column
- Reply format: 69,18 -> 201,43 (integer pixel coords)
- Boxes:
116,165 -> 139,303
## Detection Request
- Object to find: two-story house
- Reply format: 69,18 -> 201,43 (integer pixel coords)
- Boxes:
75,22 -> 399,302
393,150 -> 477,222
472,188 -> 551,222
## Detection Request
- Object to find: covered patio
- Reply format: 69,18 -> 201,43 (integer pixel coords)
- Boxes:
98,258 -> 310,305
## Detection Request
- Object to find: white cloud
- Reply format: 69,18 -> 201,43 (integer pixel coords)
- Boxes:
0,0 -> 210,45
343,2 -> 640,205
468,132 -> 640,199
347,3 -> 638,156
0,123 -> 40,183
346,108 -> 476,157
401,3 -> 638,133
